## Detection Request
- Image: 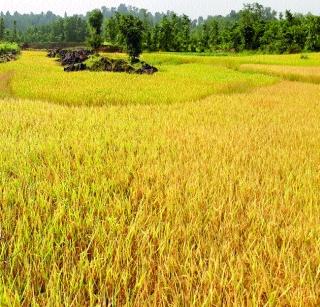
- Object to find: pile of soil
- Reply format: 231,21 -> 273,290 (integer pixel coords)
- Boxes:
64,63 -> 87,72
47,48 -> 158,75
48,48 -> 93,67
0,53 -> 18,63
86,55 -> 158,75
136,62 -> 159,75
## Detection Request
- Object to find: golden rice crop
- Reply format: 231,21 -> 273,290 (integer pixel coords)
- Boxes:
0,71 -> 13,98
142,51 -> 320,67
0,51 -> 320,306
240,64 -> 320,84
0,51 -> 278,106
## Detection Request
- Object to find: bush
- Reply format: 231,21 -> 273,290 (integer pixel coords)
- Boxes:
0,42 -> 20,55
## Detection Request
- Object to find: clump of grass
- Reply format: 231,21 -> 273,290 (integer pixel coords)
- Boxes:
300,53 -> 309,60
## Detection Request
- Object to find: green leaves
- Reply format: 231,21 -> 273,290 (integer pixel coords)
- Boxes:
118,15 -> 144,62
87,10 -> 103,50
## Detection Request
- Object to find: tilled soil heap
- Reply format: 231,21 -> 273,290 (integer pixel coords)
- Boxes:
47,48 -> 158,74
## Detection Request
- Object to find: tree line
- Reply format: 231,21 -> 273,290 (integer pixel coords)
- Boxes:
1,3 -> 320,53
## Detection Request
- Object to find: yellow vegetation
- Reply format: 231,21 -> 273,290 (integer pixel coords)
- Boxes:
240,64 -> 320,83
0,51 -> 278,106
0,51 -> 320,305
0,71 -> 13,98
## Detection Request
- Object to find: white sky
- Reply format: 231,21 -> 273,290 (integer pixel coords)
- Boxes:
0,0 -> 319,18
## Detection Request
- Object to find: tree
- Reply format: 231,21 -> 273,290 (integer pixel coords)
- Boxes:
87,9 -> 103,50
104,17 -> 118,44
199,23 -> 210,51
50,18 -> 65,42
305,16 -> 320,51
0,18 -> 5,41
140,9 -> 153,51
0,3 -> 319,55
238,3 -> 276,50
12,20 -> 17,41
64,16 -> 86,42
180,15 -> 192,51
260,20 -> 282,53
118,15 -> 144,62
158,16 -> 174,51
279,11 -> 306,53
207,19 -> 219,50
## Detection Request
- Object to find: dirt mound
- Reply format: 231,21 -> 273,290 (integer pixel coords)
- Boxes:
48,48 -> 93,65
136,62 -> 158,75
48,49 -> 158,74
64,63 -> 87,72
85,55 -> 158,75
0,53 -> 17,63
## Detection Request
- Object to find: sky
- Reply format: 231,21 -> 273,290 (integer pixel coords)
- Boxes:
1,0 -> 319,19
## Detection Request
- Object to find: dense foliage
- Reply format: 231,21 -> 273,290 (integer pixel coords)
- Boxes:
87,9 -> 103,50
1,3 -> 320,53
0,42 -> 20,55
117,15 -> 144,61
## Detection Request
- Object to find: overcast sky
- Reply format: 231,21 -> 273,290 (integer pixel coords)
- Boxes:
1,0 -> 319,18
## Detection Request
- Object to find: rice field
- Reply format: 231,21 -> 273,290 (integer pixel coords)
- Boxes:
0,51 -> 278,106
0,51 -> 320,306
240,64 -> 320,84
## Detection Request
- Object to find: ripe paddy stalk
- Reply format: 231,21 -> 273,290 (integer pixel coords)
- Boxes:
0,51 -> 320,305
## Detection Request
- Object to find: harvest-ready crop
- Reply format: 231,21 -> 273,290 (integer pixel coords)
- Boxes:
0,51 -> 320,306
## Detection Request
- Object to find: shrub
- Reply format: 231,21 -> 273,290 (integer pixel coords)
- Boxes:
0,42 -> 20,55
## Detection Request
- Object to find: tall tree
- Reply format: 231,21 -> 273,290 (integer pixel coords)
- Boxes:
118,15 -> 144,62
104,17 -> 118,44
158,16 -> 174,51
0,18 -> 5,40
12,20 -> 17,41
87,9 -> 103,50
181,15 -> 192,51
305,15 -> 320,51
